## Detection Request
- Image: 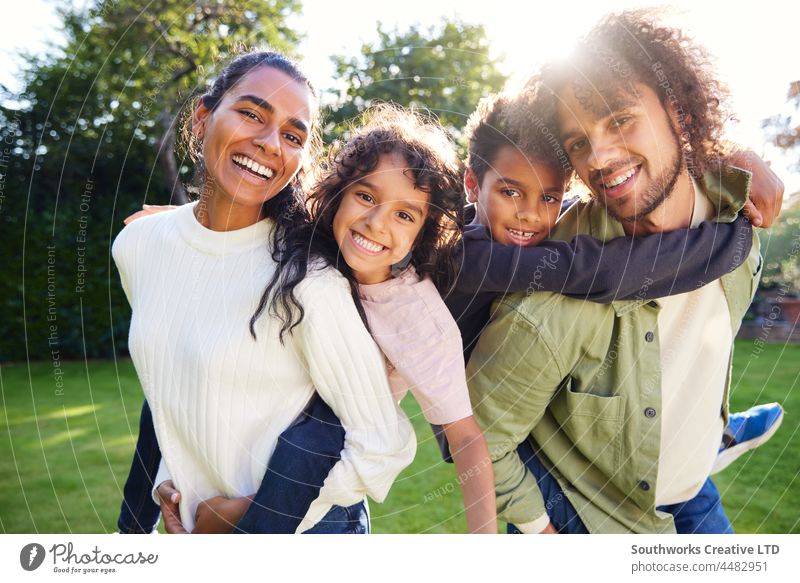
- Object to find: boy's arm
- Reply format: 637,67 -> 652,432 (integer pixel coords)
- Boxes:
458,216 -> 752,303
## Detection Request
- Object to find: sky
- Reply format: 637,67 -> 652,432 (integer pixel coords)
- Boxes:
3,0 -> 799,194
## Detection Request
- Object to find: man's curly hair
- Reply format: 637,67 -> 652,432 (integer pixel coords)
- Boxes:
536,9 -> 730,179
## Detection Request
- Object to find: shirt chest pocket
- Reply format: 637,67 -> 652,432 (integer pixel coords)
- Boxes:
549,380 -> 625,476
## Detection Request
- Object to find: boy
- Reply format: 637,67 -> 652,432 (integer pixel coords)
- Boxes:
434,89 -> 782,488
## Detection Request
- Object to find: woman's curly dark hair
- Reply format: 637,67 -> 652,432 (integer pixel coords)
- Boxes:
253,103 -> 465,342
536,9 -> 730,180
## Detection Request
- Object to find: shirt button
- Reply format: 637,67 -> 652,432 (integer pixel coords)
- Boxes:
644,407 -> 657,418
639,480 -> 651,491
645,331 -> 655,342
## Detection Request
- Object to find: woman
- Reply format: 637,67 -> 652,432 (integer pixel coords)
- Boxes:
113,50 -> 415,534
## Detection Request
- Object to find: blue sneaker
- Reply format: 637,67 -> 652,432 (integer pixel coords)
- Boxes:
711,403 -> 784,475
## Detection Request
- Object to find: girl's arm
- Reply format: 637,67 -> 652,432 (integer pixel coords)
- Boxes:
443,416 -> 497,533
360,271 -> 497,533
294,269 -> 417,533
458,215 -> 752,303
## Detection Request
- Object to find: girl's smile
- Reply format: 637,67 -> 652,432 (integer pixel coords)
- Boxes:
332,152 -> 429,285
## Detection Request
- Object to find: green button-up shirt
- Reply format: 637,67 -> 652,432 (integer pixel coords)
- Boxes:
467,167 -> 762,533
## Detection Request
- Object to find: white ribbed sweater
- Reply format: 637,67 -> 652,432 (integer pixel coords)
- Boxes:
112,202 -> 416,533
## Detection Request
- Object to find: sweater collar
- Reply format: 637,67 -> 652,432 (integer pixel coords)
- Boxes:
175,201 -> 274,256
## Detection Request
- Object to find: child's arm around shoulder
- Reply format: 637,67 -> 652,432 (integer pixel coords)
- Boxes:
458,216 -> 752,303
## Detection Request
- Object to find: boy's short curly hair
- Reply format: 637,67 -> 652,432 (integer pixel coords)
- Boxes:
536,9 -> 730,179
464,89 -> 572,186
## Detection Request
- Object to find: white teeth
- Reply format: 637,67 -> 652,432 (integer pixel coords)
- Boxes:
604,167 -> 636,188
507,228 -> 536,239
352,231 -> 385,253
233,155 -> 274,179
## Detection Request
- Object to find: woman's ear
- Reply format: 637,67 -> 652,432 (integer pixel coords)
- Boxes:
192,97 -> 211,141
464,168 -> 480,203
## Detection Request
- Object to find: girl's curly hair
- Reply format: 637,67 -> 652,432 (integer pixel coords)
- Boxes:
536,9 -> 730,180
253,103 -> 465,342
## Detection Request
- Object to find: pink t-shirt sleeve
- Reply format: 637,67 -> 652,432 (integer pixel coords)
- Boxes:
359,268 -> 473,425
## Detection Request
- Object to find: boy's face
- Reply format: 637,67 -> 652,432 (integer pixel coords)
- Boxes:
467,146 -> 565,247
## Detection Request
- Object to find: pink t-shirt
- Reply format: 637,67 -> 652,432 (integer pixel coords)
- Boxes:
358,267 -> 473,425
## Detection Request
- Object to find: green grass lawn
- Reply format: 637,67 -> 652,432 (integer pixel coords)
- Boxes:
1,340 -> 798,533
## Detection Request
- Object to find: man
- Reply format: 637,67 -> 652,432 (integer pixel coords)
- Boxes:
468,10 -> 782,534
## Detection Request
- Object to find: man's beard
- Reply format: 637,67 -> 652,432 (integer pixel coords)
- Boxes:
604,132 -> 684,224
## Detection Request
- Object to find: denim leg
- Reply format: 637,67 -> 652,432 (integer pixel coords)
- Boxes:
234,394 -> 345,534
117,400 -> 162,534
507,440 -> 589,534
429,423 -> 454,463
657,478 -> 734,534
302,501 -> 370,534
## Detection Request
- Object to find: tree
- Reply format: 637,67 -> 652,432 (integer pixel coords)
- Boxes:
325,19 -> 507,144
760,199 -> 800,292
0,0 -> 303,361
760,81 -> 800,293
763,80 -> 800,172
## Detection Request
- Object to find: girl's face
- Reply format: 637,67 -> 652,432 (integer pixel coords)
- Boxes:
192,66 -> 313,210
332,152 -> 430,285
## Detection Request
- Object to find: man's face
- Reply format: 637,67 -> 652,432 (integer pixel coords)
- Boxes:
557,81 -> 683,224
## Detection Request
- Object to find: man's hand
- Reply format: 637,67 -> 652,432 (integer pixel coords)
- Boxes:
729,150 -> 784,228
193,495 -> 254,534
124,204 -> 178,225
156,480 -> 187,534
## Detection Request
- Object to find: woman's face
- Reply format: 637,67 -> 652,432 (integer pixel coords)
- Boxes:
192,66 -> 314,209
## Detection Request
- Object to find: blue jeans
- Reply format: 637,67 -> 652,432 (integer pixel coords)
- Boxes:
303,501 -> 370,534
508,440 -> 733,534
117,401 -> 162,534
118,395 -> 358,534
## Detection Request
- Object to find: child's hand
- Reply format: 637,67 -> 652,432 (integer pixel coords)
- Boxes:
729,149 -> 784,228
193,495 -> 254,534
124,204 -> 178,225
156,480 -> 187,534
540,522 -> 558,534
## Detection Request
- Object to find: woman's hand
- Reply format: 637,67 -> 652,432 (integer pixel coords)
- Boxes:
540,522 -> 558,534
156,480 -> 187,534
193,495 -> 254,534
728,149 -> 784,228
124,204 -> 178,225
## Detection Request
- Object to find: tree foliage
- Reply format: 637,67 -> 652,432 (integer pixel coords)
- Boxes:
761,200 -> 800,293
763,81 -> 800,172
0,0 -> 302,361
761,80 -> 800,293
325,20 -> 507,145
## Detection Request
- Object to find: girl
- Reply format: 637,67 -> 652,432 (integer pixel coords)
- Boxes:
113,50 -> 416,535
